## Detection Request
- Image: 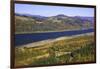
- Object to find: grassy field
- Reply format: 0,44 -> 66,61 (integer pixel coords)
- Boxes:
15,34 -> 95,67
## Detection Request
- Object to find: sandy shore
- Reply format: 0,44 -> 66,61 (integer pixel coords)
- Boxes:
16,32 -> 94,48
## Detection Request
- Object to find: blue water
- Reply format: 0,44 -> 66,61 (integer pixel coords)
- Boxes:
15,29 -> 94,46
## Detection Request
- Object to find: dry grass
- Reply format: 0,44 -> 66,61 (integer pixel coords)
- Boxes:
15,34 -> 95,67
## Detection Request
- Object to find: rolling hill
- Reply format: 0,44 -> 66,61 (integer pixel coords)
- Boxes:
15,13 -> 94,33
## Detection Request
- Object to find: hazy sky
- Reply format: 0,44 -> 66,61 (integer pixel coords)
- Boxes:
15,3 -> 94,17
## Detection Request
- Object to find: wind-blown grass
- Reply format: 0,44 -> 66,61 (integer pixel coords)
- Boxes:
15,34 -> 95,67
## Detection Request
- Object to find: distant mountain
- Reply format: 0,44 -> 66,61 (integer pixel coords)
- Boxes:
15,13 -> 94,33
74,16 -> 94,23
15,13 -> 47,21
54,14 -> 69,18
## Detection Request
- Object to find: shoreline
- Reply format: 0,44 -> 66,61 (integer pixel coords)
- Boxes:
15,28 -> 94,34
16,32 -> 94,48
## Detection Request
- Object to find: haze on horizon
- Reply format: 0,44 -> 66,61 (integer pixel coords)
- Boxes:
15,3 -> 94,17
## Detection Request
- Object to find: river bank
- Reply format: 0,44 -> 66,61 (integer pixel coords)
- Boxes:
15,28 -> 94,34
16,32 -> 94,48
15,32 -> 95,67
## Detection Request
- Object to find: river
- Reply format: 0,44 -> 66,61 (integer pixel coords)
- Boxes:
15,28 -> 94,46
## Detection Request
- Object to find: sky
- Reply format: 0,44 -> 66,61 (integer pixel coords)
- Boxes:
15,3 -> 94,17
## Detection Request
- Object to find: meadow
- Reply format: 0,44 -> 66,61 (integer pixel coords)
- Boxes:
15,34 -> 95,67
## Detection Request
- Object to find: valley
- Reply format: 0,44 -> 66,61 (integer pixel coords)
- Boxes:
14,13 -> 95,67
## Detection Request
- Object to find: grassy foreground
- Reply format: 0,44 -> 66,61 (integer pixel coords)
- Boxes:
15,34 -> 95,67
